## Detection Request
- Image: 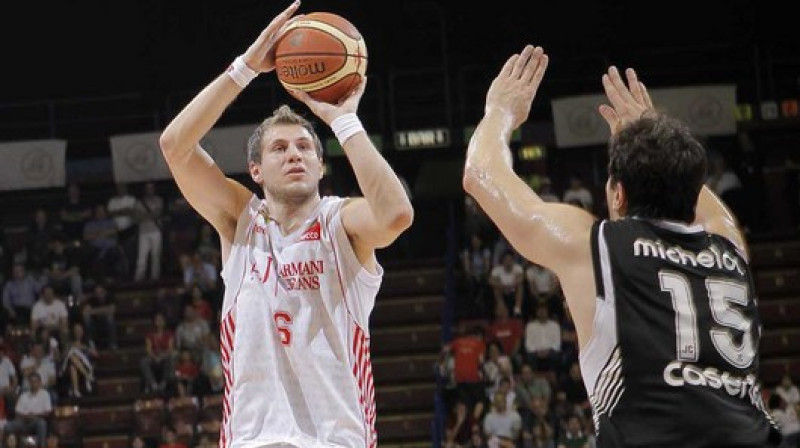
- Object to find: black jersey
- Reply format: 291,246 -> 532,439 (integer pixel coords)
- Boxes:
582,218 -> 780,447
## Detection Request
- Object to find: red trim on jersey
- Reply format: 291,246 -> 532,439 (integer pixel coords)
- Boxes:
220,311 -> 236,448
326,216 -> 377,447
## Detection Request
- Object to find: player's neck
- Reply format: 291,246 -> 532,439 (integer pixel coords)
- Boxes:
263,193 -> 321,236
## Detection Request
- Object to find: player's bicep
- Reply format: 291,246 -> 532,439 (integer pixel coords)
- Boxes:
165,144 -> 251,240
465,170 -> 595,272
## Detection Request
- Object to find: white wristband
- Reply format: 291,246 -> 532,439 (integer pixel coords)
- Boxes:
330,113 -> 365,145
226,55 -> 259,89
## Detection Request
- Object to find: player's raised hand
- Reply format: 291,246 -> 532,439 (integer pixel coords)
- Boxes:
598,66 -> 654,135
242,0 -> 303,73
485,45 -> 549,130
288,77 -> 366,126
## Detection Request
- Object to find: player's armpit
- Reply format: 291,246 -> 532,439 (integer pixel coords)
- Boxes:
340,197 -> 410,267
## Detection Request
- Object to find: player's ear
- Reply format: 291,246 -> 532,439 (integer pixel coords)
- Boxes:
249,160 -> 263,184
612,180 -> 628,216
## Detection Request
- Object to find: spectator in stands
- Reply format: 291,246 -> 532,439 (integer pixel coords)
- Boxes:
19,344 -> 56,396
485,301 -> 523,369
444,398 -> 475,448
129,435 -> 148,448
134,182 -> 165,282
448,326 -> 487,420
173,349 -> 199,397
557,414 -> 590,448
166,195 -> 201,273
108,183 -> 139,265
194,223 -> 221,271
175,305 -> 209,362
558,309 -> 579,378
524,262 -> 561,321
490,251 -> 525,317
463,196 -> 494,248
198,333 -> 223,395
561,176 -> 593,212
776,374 -> 800,408
514,364 -> 551,423
523,305 -> 561,378
58,183 -> 93,246
769,393 -> 800,448
524,419 -> 556,448
42,237 -> 83,302
158,426 -> 187,448
4,372 -> 51,448
535,177 -> 560,203
83,204 -> 129,279
0,345 -> 18,421
186,285 -> 213,326
705,150 -> 749,227
31,327 -> 60,368
2,264 -> 42,325
461,232 -> 492,319
559,362 -> 589,412
29,287 -> 68,344
80,283 -> 118,350
26,209 -> 60,274
44,434 -> 59,448
3,433 -> 19,448
481,342 -> 510,400
59,322 -> 96,398
482,391 -> 522,448
140,312 -> 176,394
180,253 -> 217,295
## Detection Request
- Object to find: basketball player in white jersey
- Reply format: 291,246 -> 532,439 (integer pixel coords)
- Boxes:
464,46 -> 778,446
158,2 -> 414,446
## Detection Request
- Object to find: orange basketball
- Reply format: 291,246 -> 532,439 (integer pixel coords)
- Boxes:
274,12 -> 368,105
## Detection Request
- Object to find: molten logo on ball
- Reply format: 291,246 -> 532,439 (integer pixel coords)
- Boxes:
280,62 -> 327,80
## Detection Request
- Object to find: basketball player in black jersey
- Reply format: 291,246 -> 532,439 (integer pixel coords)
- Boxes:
463,45 -> 781,447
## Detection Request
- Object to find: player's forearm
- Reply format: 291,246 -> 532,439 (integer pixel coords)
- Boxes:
159,74 -> 242,164
342,132 -> 413,231
463,112 -> 543,205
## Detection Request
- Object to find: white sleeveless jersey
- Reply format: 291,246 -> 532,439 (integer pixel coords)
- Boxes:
219,195 -> 382,448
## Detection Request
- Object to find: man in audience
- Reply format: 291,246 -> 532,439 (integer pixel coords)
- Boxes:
3,372 -> 52,448
2,263 -> 42,325
29,286 -> 68,343
81,283 -> 118,350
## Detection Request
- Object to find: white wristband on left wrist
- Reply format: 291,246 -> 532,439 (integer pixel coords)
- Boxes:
226,55 -> 258,89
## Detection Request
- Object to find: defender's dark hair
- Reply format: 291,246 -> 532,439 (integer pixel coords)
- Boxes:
608,114 -> 707,223
247,105 -> 324,164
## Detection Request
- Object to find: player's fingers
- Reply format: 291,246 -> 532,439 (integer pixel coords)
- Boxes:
640,82 -> 654,109
500,54 -> 519,78
598,104 -> 619,130
607,66 -> 638,107
627,68 -> 646,105
524,48 -> 547,87
602,72 -> 628,112
510,45 -> 535,80
259,1 -> 301,44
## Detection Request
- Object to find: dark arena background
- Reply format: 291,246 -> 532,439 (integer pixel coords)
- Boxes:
0,1 -> 799,447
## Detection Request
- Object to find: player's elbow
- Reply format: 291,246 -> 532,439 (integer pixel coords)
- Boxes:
462,165 -> 483,196
388,205 -> 414,235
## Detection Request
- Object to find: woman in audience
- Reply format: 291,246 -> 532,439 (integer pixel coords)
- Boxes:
59,321 -> 97,397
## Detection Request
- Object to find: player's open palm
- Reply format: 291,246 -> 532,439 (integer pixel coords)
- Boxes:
242,0 -> 302,73
485,45 -> 549,130
599,66 -> 654,135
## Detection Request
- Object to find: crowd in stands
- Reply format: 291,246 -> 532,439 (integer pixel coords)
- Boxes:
0,181 -> 225,448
